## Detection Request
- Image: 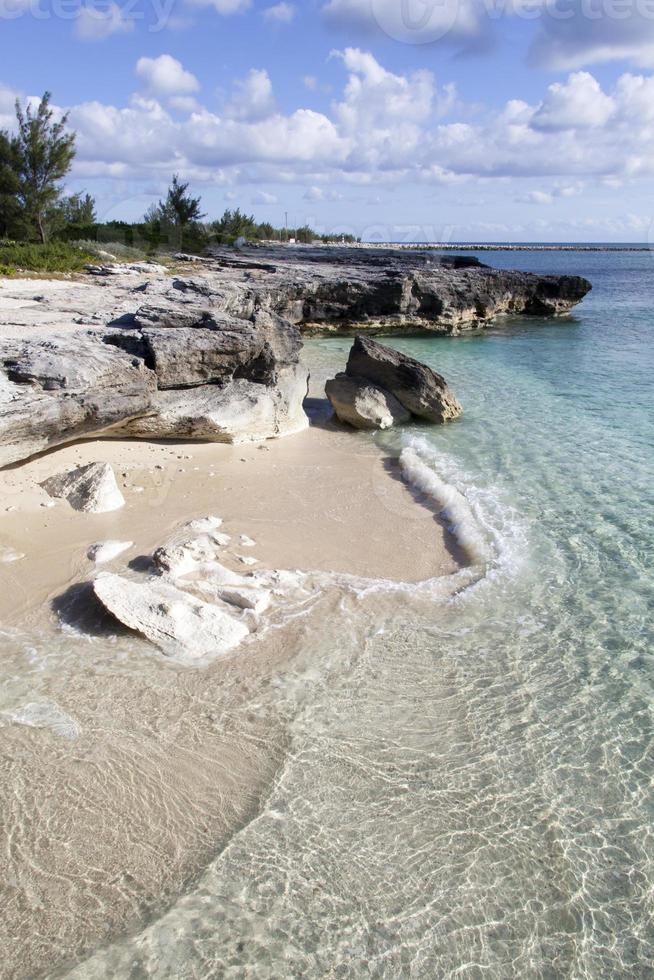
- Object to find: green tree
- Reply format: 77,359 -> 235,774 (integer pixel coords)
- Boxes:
141,203 -> 167,255
14,92 -> 76,243
59,191 -> 96,225
48,191 -> 97,240
0,131 -> 24,239
158,174 -> 204,250
211,208 -> 258,244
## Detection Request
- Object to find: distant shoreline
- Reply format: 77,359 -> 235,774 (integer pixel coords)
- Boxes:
303,242 -> 651,253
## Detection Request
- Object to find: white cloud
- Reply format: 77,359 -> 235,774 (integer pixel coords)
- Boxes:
169,95 -> 201,113
11,52 -> 654,208
532,73 -> 615,130
303,186 -> 343,201
136,55 -> 200,96
225,68 -> 275,121
262,2 -> 295,23
252,190 -> 278,204
529,6 -> 654,69
185,0 -> 251,14
75,2 -> 134,41
516,190 -> 554,205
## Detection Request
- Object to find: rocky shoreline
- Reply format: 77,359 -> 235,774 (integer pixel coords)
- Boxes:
0,246 -> 591,468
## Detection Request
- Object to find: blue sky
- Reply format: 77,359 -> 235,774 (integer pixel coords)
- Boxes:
2,0 -> 654,241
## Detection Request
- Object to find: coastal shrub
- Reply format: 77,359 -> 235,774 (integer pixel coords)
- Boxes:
70,239 -> 147,262
0,240 -> 95,273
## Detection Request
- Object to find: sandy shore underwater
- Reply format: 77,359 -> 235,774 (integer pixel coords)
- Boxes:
0,361 -> 464,978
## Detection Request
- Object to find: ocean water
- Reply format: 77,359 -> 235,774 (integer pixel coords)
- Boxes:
5,250 -> 654,977
57,250 -> 653,978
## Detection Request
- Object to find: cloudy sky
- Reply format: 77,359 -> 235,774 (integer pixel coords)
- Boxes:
1,0 -> 654,241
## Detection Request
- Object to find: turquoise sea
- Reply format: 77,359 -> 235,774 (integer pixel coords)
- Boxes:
65,248 -> 653,978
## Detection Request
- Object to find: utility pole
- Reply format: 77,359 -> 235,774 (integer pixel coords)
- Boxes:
284,211 -> 288,243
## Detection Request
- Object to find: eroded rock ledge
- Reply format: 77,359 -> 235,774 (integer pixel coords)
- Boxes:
0,246 -> 591,468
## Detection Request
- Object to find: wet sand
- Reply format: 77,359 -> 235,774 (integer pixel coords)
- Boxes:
0,424 -> 460,628
0,418 -> 461,979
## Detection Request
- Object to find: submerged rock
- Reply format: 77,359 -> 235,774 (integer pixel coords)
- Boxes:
325,373 -> 411,431
92,573 -> 249,660
41,463 -> 125,514
87,541 -> 133,564
346,336 -> 462,423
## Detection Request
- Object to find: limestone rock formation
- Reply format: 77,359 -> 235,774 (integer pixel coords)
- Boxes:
325,373 -> 411,431
0,246 -> 590,467
121,363 -> 308,444
345,336 -> 463,423
41,463 -> 125,514
92,573 -> 250,661
0,334 -> 156,467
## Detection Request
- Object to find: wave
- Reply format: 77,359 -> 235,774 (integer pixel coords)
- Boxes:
400,446 -> 491,566
398,435 -> 528,592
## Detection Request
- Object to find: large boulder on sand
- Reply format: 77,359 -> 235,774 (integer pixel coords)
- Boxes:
325,373 -> 410,431
346,336 -> 462,423
92,573 -> 249,660
0,334 -> 156,468
122,363 -> 309,444
41,462 -> 125,513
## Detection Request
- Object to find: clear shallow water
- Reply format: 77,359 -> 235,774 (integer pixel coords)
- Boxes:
64,251 -> 654,977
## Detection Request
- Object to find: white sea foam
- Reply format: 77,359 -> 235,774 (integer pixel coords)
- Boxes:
398,435 -> 529,593
400,446 -> 491,566
1,700 -> 81,739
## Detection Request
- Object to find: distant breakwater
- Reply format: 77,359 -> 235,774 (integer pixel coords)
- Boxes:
353,243 -> 651,253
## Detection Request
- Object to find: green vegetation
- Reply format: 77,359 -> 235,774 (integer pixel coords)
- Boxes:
211,208 -> 357,246
0,91 -> 359,275
0,240 -> 95,274
14,93 -> 76,244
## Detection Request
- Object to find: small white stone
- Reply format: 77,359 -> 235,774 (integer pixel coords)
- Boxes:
218,586 -> 272,615
236,555 -> 259,567
186,516 -> 223,533
87,541 -> 134,565
40,462 -> 125,514
239,534 -> 257,548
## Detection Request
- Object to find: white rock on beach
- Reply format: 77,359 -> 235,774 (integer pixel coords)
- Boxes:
186,516 -> 223,534
216,585 -> 272,615
237,555 -> 259,567
41,462 -> 125,514
87,541 -> 134,565
92,573 -> 249,660
153,533 -> 236,579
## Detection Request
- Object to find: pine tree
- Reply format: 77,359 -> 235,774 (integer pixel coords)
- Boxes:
0,131 -> 23,239
160,174 -> 204,249
14,92 -> 76,244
